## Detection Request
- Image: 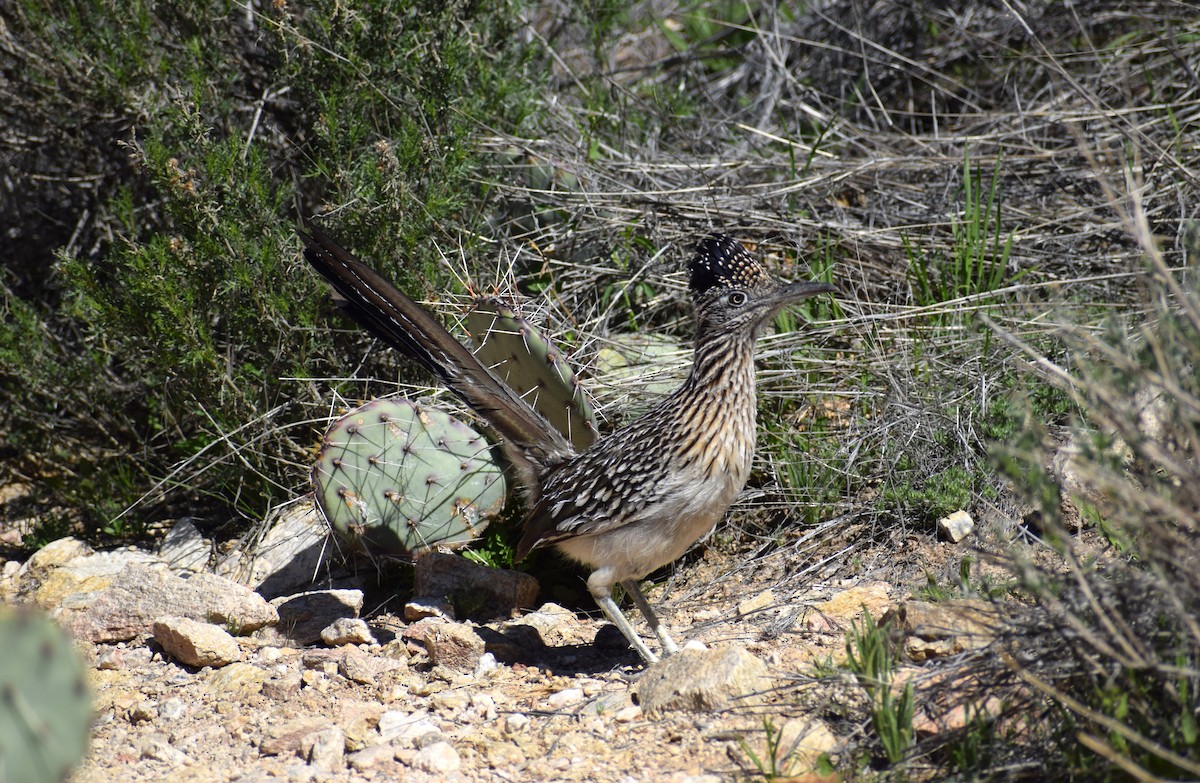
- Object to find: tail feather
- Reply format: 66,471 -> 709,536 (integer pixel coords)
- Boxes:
301,228 -> 572,494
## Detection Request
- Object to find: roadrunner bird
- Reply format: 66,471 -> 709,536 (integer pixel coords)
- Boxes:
301,229 -> 835,662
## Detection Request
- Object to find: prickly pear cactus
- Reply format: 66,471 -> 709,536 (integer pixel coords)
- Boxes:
466,297 -> 599,451
0,608 -> 91,783
313,398 -> 507,555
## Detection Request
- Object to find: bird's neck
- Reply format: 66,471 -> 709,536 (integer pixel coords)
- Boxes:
681,330 -> 759,404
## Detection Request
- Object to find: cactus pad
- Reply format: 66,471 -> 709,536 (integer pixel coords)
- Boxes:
313,398 -> 507,554
466,297 -> 599,451
0,608 -> 91,783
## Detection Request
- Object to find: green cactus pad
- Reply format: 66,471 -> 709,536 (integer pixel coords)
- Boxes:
0,608 -> 91,783
466,297 -> 599,451
313,398 -> 507,555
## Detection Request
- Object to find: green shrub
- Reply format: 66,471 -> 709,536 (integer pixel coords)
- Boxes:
0,0 -> 537,541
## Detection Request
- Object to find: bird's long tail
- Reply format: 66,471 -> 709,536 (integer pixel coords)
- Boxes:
300,228 -> 571,492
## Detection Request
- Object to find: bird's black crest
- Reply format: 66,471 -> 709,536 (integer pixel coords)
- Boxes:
688,233 -> 770,294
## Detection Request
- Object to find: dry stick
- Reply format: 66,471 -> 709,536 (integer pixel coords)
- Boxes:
1003,652 -> 1200,778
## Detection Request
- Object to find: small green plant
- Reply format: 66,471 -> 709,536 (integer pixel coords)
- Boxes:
906,149 -> 1017,312
918,556 -> 1013,602
737,717 -> 789,782
845,611 -> 914,768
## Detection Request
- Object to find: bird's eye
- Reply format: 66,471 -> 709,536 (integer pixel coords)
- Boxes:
727,290 -> 748,306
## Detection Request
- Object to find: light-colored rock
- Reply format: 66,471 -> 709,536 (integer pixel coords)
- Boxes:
937,510 -> 974,543
546,687 -> 583,710
884,600 -> 1000,661
302,726 -> 345,772
424,622 -> 485,672
320,617 -> 376,646
156,518 -> 212,574
153,616 -> 241,667
55,563 -> 277,642
503,713 -> 530,734
138,733 -> 191,765
635,645 -> 771,718
413,552 -> 539,620
411,741 -> 460,773
240,501 -> 331,596
774,718 -> 838,774
404,596 -> 456,622
254,589 -> 363,646
23,537 -> 93,576
737,589 -> 776,617
378,710 -> 439,745
474,652 -> 498,677
347,743 -> 395,772
615,705 -> 642,722
806,581 -> 893,632
511,602 -> 577,640
32,549 -> 163,610
203,661 -> 270,698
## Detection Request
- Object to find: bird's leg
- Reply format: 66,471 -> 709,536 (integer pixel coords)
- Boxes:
622,579 -> 680,656
588,578 -> 659,663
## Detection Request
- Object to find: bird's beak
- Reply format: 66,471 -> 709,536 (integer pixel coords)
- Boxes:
782,280 -> 837,299
768,280 -> 837,311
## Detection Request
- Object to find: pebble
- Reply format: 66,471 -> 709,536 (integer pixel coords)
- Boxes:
411,741 -> 460,773
347,743 -> 394,772
303,726 -> 345,772
473,651 -> 498,677
320,617 -> 376,646
378,710 -> 439,745
503,713 -> 530,734
158,697 -> 186,720
547,687 -> 583,710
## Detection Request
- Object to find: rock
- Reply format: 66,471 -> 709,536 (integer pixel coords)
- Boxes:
204,661 -> 270,699
56,563 -> 277,642
158,697 -> 186,720
411,741 -> 460,773
378,710 -> 439,745
424,622 -> 485,672
260,721 -> 331,757
302,726 -> 345,771
635,645 -> 771,718
153,616 -> 242,667
509,602 -> 578,643
347,743 -> 394,772
883,600 -> 1000,661
502,713 -> 530,735
546,687 -> 583,710
240,501 -> 331,597
413,552 -> 539,620
615,705 -> 642,722
737,589 -> 776,617
937,510 -> 974,543
254,589 -> 364,646
156,518 -> 212,573
23,537 -> 93,576
32,548 -> 163,611
774,718 -> 838,774
474,652 -> 498,677
138,733 -> 191,765
404,596 -> 456,622
805,581 -> 893,632
320,617 -> 376,646
338,647 -> 406,686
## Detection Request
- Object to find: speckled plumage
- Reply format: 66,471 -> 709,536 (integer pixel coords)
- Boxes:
303,229 -> 835,662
